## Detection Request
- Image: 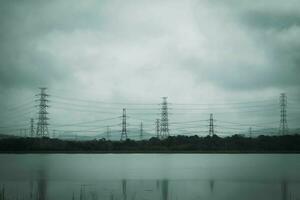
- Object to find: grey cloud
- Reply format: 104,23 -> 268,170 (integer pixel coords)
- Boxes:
0,0 -> 300,132
242,11 -> 300,30
1,0 -> 299,92
180,0 -> 300,92
0,0 -> 104,89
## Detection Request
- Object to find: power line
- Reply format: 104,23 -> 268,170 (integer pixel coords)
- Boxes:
51,117 -> 120,127
51,106 -> 120,114
2,98 -> 35,111
169,119 -> 208,125
170,98 -> 277,106
54,123 -> 121,133
168,104 -> 278,110
50,99 -> 161,110
215,120 -> 279,128
50,94 -> 160,105
49,97 -> 283,110
50,93 -> 282,107
215,125 -> 248,131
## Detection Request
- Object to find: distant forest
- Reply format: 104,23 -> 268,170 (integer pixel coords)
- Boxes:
0,134 -> 299,153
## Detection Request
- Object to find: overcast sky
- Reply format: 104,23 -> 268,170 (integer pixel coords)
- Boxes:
0,0 -> 300,137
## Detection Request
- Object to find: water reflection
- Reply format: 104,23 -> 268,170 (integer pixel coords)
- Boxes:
0,178 -> 299,200
210,179 -> 215,194
0,154 -> 299,200
37,169 -> 47,200
161,179 -> 169,200
281,180 -> 294,200
29,179 -> 34,200
282,180 -> 287,200
122,179 -> 127,200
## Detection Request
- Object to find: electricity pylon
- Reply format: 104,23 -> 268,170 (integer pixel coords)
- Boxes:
120,108 -> 127,141
30,118 -> 35,137
160,97 -> 169,139
156,119 -> 160,139
249,127 -> 252,138
140,122 -> 143,140
209,113 -> 215,137
106,126 -> 111,140
36,88 -> 49,137
52,129 -> 57,138
279,93 -> 288,135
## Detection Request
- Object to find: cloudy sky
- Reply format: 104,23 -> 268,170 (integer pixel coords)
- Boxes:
0,0 -> 300,138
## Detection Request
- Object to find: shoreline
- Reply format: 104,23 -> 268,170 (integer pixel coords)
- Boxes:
1,135 -> 299,154
1,151 -> 300,154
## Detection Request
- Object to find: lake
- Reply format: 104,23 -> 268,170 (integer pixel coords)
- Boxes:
0,154 -> 299,200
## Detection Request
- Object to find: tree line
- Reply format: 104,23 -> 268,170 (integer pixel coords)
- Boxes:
0,134 -> 299,152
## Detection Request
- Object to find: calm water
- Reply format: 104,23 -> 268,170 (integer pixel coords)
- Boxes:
0,154 -> 299,200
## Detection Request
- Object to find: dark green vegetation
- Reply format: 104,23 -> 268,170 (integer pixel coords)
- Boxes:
0,134 -> 299,153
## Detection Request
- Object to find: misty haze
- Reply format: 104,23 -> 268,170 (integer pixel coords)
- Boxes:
0,0 -> 300,200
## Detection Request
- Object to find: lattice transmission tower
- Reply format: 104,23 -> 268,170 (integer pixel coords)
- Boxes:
279,93 -> 288,135
209,113 -> 215,137
52,130 -> 57,138
36,88 -> 49,137
30,118 -> 35,137
160,97 -> 169,139
156,119 -> 160,139
249,127 -> 252,138
140,122 -> 143,140
106,126 -> 111,140
120,108 -> 128,141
